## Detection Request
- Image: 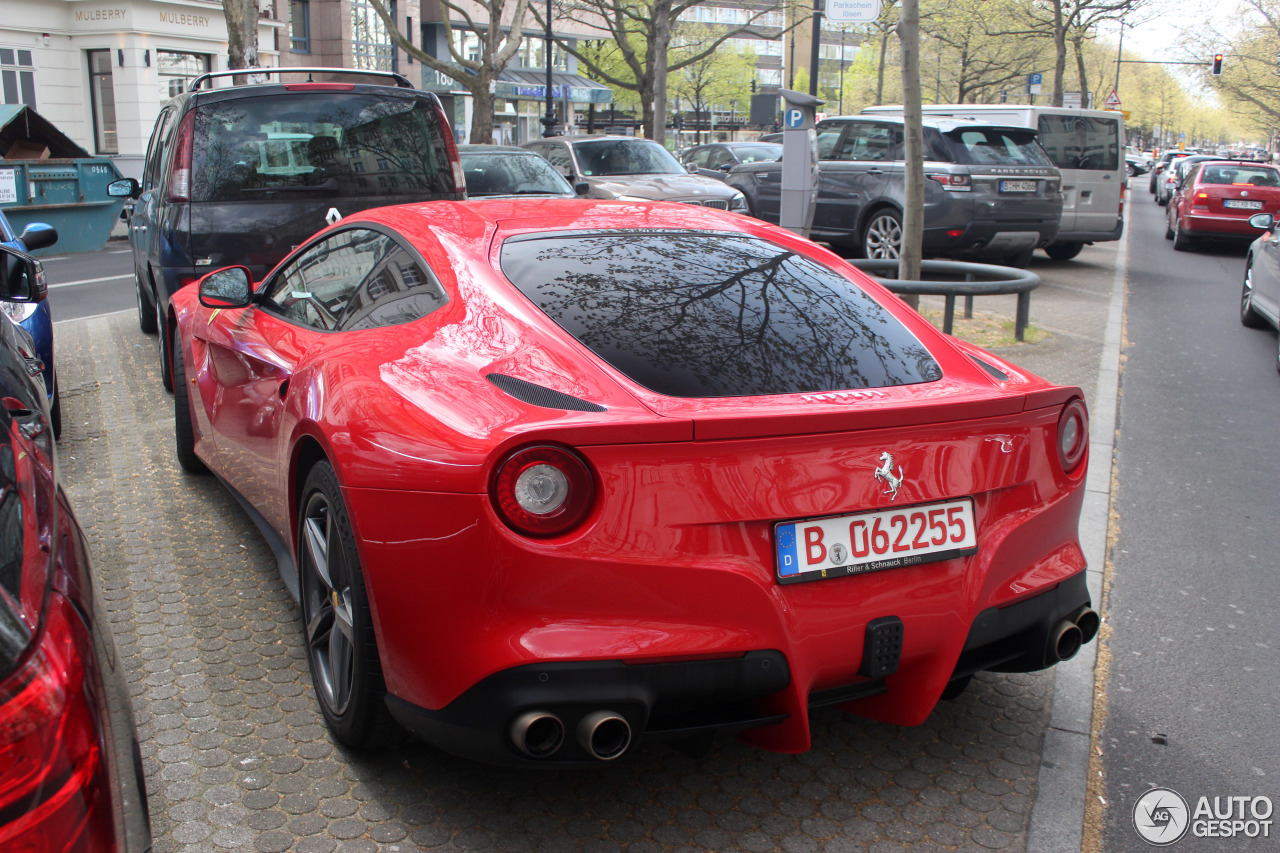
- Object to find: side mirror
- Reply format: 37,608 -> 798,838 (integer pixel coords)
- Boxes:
719,163 -> 733,172
573,181 -> 590,196
0,245 -> 46,303
107,177 -> 142,199
686,162 -> 699,174
198,266 -> 253,309
1248,213 -> 1275,231
17,223 -> 57,253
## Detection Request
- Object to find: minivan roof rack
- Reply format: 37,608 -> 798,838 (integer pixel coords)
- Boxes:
189,67 -> 415,92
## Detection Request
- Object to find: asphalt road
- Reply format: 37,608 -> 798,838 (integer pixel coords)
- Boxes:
40,238 -> 135,323
1100,190 -> 1280,849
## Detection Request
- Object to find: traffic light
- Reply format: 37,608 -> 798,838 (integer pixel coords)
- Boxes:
1212,54 -> 1224,75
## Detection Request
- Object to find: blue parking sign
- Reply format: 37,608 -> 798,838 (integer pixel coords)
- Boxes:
785,108 -> 806,129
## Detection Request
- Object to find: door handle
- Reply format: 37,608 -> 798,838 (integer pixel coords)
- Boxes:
867,169 -> 884,175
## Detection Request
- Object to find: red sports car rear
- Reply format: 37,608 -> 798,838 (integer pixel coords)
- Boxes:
170,199 -> 1095,766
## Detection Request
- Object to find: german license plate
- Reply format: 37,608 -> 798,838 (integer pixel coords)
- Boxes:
1225,199 -> 1264,210
774,499 -> 977,585
1000,180 -> 1037,193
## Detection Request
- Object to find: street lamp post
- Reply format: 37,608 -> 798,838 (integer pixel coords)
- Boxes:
541,0 -> 556,137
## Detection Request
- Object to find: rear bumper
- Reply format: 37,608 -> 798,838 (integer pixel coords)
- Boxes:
385,571 -> 1093,766
924,218 -> 1061,259
1182,212 -> 1267,240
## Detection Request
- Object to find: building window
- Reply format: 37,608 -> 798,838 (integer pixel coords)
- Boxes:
352,0 -> 395,71
0,48 -> 35,107
290,0 -> 311,53
87,50 -> 117,154
157,52 -> 209,104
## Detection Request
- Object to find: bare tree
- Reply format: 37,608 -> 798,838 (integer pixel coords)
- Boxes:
366,0 -> 530,143
1015,0 -> 1144,106
538,0 -> 787,142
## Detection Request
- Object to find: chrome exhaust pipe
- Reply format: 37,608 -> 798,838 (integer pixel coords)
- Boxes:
510,710 -> 565,759
1072,607 -> 1100,645
577,711 -> 631,761
1049,619 -> 1084,663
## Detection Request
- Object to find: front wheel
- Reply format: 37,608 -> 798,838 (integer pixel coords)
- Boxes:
298,462 -> 405,748
1241,261 -> 1269,329
862,210 -> 903,260
1043,242 -> 1084,261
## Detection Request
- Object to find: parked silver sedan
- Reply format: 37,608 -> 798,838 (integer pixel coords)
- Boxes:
1241,212 -> 1280,373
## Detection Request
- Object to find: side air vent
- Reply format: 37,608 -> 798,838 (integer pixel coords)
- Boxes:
968,355 -> 1009,382
486,374 -> 607,412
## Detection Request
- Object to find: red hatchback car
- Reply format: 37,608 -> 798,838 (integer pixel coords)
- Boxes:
1167,160 -> 1280,250
170,199 -> 1095,766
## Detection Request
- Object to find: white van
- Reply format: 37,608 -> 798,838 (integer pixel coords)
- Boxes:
862,104 -> 1125,260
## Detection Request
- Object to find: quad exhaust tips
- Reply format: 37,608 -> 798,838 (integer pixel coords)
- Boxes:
578,711 -> 632,761
1048,606 -> 1101,664
510,709 -> 633,761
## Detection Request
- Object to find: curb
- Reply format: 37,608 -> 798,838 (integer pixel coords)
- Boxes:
1025,216 -> 1127,851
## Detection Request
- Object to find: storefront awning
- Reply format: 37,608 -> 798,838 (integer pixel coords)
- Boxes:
496,70 -> 613,105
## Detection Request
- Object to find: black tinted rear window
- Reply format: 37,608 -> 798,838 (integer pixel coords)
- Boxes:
500,232 -> 941,397
191,92 -> 456,202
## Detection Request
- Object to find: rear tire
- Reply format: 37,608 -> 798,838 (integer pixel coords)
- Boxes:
137,274 -> 157,335
1241,261 -> 1269,329
49,373 -> 62,441
1043,242 -> 1084,261
171,324 -> 206,474
862,209 -> 903,260
1171,213 -> 1193,251
298,462 -> 406,748
157,300 -> 173,393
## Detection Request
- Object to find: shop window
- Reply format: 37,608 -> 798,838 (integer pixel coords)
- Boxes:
157,51 -> 209,104
0,48 -> 35,107
87,49 -> 116,154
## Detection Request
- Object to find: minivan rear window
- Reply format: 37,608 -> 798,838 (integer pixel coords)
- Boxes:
500,232 -> 941,398
191,92 -> 456,202
944,129 -> 1056,167
1035,115 -> 1120,171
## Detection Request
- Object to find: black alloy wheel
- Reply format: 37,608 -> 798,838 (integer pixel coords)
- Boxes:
862,209 -> 903,260
298,462 -> 404,748
171,325 -> 206,473
1241,261 -> 1269,329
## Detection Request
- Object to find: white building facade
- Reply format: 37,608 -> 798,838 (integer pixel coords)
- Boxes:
2,0 -> 281,178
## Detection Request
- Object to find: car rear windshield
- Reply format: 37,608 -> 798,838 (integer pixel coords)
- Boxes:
1200,164 -> 1280,186
942,128 -> 1056,167
500,232 -> 941,397
1035,115 -> 1120,171
191,92 -> 457,202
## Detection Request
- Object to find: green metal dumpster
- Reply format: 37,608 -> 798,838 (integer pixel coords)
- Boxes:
0,104 -> 124,254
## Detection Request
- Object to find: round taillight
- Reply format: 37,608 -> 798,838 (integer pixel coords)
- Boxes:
492,445 -> 594,537
1057,399 -> 1088,474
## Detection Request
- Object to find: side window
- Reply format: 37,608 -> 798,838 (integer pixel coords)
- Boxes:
707,149 -> 733,169
340,248 -> 448,330
142,108 -> 175,190
838,124 -> 896,162
815,122 -> 847,160
543,145 -> 573,175
262,229 -> 394,331
689,148 -> 711,168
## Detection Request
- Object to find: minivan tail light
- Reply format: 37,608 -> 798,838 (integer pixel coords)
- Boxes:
167,110 -> 197,203
927,173 -> 970,191
433,102 -> 467,195
491,445 -> 595,537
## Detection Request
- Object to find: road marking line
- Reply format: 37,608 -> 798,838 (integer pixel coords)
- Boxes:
49,274 -> 131,289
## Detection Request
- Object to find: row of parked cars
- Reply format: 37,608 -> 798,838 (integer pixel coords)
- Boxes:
1150,150 -> 1280,370
3,68 -> 1102,847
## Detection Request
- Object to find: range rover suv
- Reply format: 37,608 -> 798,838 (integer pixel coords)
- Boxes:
108,67 -> 465,391
724,116 -> 1062,265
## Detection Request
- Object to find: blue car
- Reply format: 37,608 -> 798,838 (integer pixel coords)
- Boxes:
0,209 -> 59,437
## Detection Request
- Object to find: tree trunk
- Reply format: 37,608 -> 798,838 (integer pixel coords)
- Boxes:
876,31 -> 890,105
1052,2 -> 1066,106
1073,36 -> 1089,106
649,0 -> 673,142
898,0 -> 923,302
222,0 -> 260,79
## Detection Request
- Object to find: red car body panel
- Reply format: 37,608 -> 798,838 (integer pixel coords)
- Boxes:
171,198 -> 1091,761
1172,161 -> 1280,239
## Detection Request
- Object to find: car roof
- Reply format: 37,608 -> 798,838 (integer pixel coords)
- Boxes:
821,115 -> 1039,134
459,145 -> 540,156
